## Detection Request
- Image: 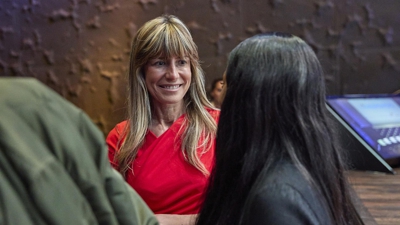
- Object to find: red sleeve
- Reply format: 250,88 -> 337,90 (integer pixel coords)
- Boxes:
106,121 -> 128,170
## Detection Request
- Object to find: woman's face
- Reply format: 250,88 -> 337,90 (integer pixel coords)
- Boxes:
211,80 -> 224,106
221,71 -> 227,103
144,55 -> 191,106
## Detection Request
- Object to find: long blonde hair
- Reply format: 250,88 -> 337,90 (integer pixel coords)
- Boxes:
116,15 -> 217,177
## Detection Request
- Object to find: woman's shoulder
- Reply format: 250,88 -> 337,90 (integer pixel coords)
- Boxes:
115,120 -> 129,129
205,107 -> 220,121
254,161 -> 314,198
244,161 -> 332,225
107,120 -> 129,139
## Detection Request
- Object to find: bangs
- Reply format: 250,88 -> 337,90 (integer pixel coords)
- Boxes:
146,23 -> 197,60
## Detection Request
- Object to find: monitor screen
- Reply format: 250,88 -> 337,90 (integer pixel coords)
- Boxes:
326,94 -> 400,162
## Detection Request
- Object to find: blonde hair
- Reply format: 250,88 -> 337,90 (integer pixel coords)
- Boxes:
116,15 -> 217,176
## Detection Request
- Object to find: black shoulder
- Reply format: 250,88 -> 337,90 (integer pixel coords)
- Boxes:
241,162 -> 332,225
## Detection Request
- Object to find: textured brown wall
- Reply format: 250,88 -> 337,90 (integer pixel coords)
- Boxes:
1,0 -> 399,135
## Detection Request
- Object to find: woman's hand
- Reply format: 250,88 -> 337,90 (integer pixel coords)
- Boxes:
155,214 -> 197,225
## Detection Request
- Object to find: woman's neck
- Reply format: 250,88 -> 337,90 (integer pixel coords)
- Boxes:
150,101 -> 185,137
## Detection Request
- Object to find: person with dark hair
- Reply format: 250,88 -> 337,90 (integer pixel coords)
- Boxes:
196,32 -> 364,225
106,15 -> 218,225
209,78 -> 224,109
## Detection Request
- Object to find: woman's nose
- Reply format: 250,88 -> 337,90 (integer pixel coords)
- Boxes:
165,64 -> 178,80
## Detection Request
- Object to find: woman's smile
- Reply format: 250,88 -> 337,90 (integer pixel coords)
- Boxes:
145,56 -> 191,105
159,84 -> 182,90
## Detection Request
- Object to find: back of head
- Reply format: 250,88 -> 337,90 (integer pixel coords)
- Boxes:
221,32 -> 327,168
197,32 -> 363,225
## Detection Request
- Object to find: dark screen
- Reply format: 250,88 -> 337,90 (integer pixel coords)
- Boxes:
327,95 -> 400,160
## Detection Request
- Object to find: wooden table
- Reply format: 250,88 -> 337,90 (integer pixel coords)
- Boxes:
348,168 -> 400,225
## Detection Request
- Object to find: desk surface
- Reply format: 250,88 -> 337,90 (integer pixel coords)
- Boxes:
348,168 -> 400,225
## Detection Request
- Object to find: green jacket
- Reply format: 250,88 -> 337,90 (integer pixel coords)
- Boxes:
0,77 -> 159,225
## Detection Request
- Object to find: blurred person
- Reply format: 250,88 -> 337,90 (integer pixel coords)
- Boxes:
196,32 -> 364,225
209,78 -> 224,109
106,15 -> 219,225
0,77 -> 158,225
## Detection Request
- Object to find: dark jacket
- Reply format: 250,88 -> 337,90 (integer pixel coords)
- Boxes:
0,77 -> 158,225
241,160 -> 333,225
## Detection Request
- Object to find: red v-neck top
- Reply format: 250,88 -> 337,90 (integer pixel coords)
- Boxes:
106,108 -> 219,214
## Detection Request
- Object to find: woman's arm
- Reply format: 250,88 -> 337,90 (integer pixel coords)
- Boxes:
155,214 -> 197,225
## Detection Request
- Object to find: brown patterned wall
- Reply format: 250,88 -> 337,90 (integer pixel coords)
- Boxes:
1,0 -> 399,135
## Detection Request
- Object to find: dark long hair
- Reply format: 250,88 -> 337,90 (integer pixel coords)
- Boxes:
196,32 -> 363,225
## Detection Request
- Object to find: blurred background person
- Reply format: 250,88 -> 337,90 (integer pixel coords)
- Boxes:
196,32 -> 364,225
208,77 -> 224,109
106,15 -> 219,225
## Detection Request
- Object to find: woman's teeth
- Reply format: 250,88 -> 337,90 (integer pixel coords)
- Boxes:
162,85 -> 180,89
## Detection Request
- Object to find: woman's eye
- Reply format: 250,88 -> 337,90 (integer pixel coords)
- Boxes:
178,60 -> 187,65
154,61 -> 166,66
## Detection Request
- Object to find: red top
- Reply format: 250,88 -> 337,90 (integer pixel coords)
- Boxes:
106,108 -> 219,214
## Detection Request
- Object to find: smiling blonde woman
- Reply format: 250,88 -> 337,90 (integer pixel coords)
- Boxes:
106,15 -> 219,225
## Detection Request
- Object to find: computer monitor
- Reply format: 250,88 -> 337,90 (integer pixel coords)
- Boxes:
326,94 -> 400,174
